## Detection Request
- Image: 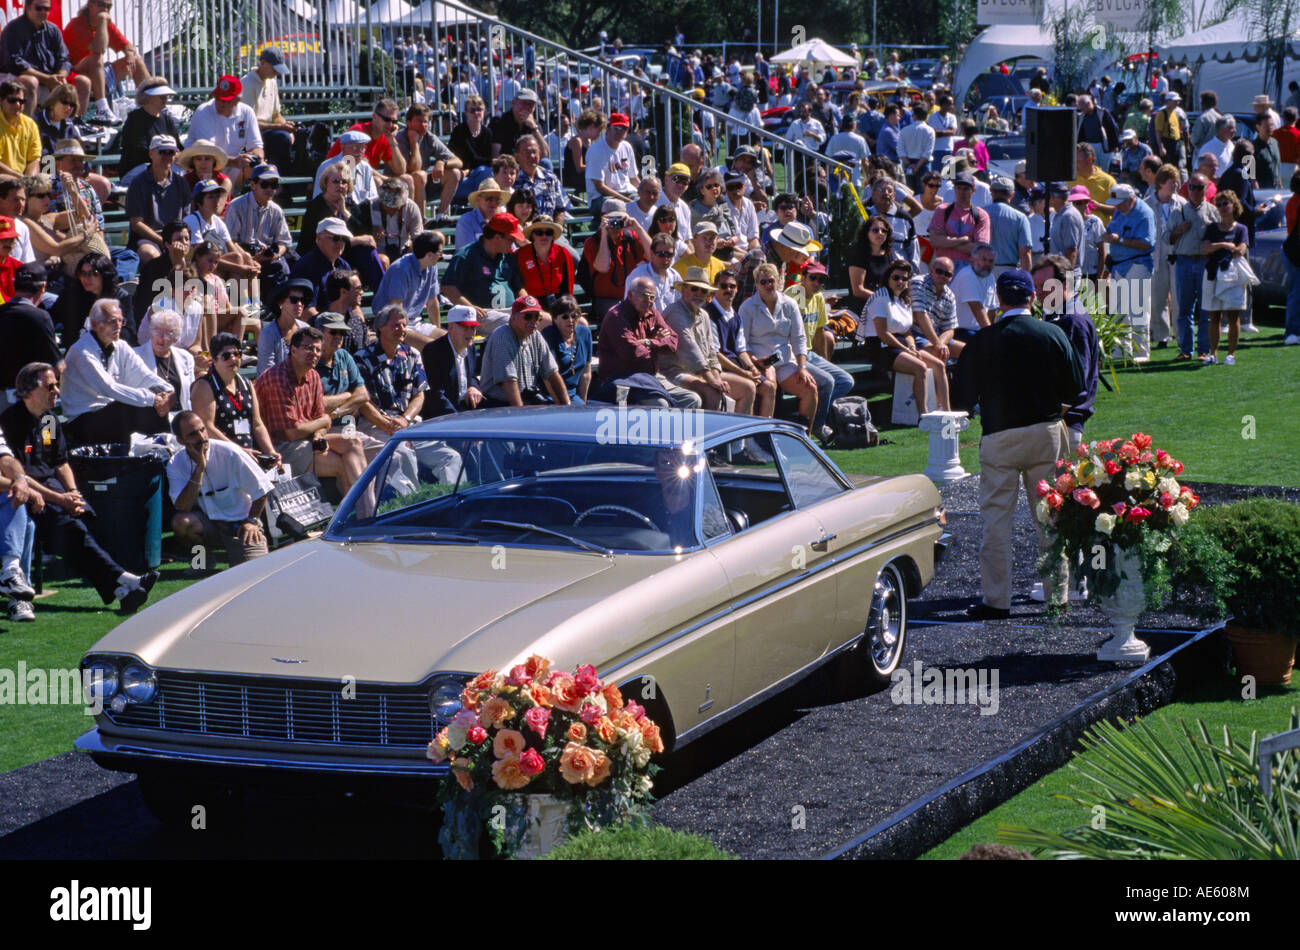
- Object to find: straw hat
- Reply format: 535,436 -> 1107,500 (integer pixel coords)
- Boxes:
176,139 -> 229,172
468,181 -> 512,208
523,214 -> 562,239
678,266 -> 716,292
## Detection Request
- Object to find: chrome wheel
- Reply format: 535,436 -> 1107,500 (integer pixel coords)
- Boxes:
864,562 -> 907,681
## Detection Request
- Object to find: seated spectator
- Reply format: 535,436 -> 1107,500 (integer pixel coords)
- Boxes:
313,312 -> 373,450
478,295 -> 570,407
490,87 -> 547,159
124,134 -> 189,262
289,217 -> 360,312
323,98 -> 413,196
661,267 -> 756,413
190,331 -> 280,464
321,269 -> 369,354
0,262 -> 59,396
396,102 -> 462,219
297,161 -> 383,290
862,259 -> 950,414
0,79 -> 40,178
442,211 -> 524,322
448,94 -> 493,193
132,218 -> 189,326
315,129 -> 378,203
455,180 -> 510,249
13,172 -> 89,267
672,220 -> 728,285
224,162 -> 294,287
168,410 -> 271,568
593,277 -> 701,408
584,111 -> 639,203
53,249 -> 136,348
516,215 -> 574,300
175,137 -> 231,211
133,307 -> 194,417
627,176 -> 660,231
254,325 -> 366,490
1,361 -> 158,613
0,431 -> 37,620
910,256 -> 963,359
739,262 -> 818,428
724,170 -> 761,250
373,230 -> 444,330
706,270 -> 774,416
539,294 -> 591,404
785,261 -> 852,440
37,84 -> 110,198
689,169 -> 743,260
583,198 -> 651,322
117,77 -> 181,178
241,47 -> 294,172
184,75 -> 264,189
562,109 -> 600,194
420,305 -> 482,417
139,237 -> 223,357
50,138 -> 137,283
950,243 -> 998,332
649,204 -> 691,261
626,232 -> 681,310
62,299 -> 171,445
257,276 -> 311,375
769,219 -> 821,287
355,304 -> 428,438
359,176 -> 422,262
506,188 -> 536,232
0,2 -> 91,119
62,0 -> 148,122
0,178 -> 32,265
183,178 -> 260,281
514,132 -> 569,226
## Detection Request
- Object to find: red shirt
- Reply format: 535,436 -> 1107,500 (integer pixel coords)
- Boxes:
325,122 -> 393,170
1287,194 -> 1299,233
0,255 -> 18,301
1274,125 -> 1300,164
581,231 -> 647,301
63,14 -> 131,65
928,202 -> 991,264
254,360 -> 325,444
515,242 -> 575,299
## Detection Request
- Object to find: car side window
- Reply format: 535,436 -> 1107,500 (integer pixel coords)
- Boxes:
699,466 -> 731,541
771,434 -> 844,508
705,434 -> 795,528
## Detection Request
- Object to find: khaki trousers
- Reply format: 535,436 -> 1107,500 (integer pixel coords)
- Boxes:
978,419 -> 1070,609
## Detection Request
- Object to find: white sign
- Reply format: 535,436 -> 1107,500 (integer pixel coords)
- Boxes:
1082,0 -> 1149,31
977,0 -> 1045,26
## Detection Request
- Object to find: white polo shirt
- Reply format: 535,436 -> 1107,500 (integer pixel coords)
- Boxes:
167,438 -> 274,523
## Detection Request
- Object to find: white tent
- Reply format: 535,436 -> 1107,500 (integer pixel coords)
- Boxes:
953,24 -> 1054,105
367,0 -> 416,23
1155,21 -> 1300,110
771,38 -> 858,68
325,0 -> 361,25
407,0 -> 479,25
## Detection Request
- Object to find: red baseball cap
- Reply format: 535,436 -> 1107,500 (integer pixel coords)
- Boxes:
214,75 -> 242,100
609,112 -> 630,128
484,211 -> 525,243
0,216 -> 18,240
511,294 -> 542,316
804,261 -> 828,277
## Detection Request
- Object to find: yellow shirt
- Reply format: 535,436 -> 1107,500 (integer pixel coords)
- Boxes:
1071,167 -> 1118,224
240,69 -> 283,125
673,253 -> 726,284
785,282 -> 828,349
0,113 -> 40,176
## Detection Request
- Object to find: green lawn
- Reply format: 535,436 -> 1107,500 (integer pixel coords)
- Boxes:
829,324 -> 1300,487
921,677 -> 1300,860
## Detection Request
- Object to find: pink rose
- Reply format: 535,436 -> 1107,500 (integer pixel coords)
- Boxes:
1138,451 -> 1154,463
1104,459 -> 1122,475
1118,442 -> 1138,461
1046,491 -> 1064,510
518,747 -> 545,777
1132,432 -> 1152,450
1036,479 -> 1052,498
506,664 -> 531,687
1160,491 -> 1176,509
1155,450 -> 1170,469
524,705 -> 550,738
580,703 -> 603,725
1172,460 -> 1184,475
1055,472 -> 1075,494
1112,502 -> 1127,516
450,709 -> 480,732
625,700 -> 646,721
1075,443 -> 1090,459
467,725 -> 487,745
573,664 -> 601,697
1072,488 -> 1101,509
1124,506 -> 1151,524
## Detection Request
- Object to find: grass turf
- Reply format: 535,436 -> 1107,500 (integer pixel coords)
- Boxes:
920,675 -> 1300,859
539,822 -> 736,859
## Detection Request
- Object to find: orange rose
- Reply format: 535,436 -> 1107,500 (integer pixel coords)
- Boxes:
567,722 -> 588,743
601,684 -> 624,712
529,684 -> 554,708
587,750 -> 612,786
453,767 -> 474,792
479,696 -> 515,730
524,654 -> 551,681
559,741 -> 598,784
550,674 -> 583,712
493,728 -> 526,759
594,717 -> 618,744
616,711 -> 640,733
467,669 -> 498,693
460,686 -> 481,711
491,752 -> 532,790
639,719 -> 664,754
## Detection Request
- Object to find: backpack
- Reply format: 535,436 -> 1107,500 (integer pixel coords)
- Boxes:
827,396 -> 879,449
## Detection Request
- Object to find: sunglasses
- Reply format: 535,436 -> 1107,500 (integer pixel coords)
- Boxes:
375,113 -> 397,123
652,250 -> 673,259
556,312 -> 578,320
1189,183 -> 1206,190
805,274 -> 824,282
717,284 -> 737,292
933,268 -> 953,277
218,350 -> 241,361
1214,200 -> 1232,206
6,97 -> 25,105
326,235 -> 347,242
521,312 -> 541,322
286,295 -> 307,304
257,180 -> 280,189
758,278 -> 776,286
727,182 -> 744,190
889,274 -> 908,282
668,175 -> 690,184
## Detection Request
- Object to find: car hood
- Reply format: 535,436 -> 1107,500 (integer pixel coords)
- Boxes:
85,540 -> 652,683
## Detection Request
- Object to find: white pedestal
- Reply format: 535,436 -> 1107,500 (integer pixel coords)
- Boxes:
891,369 -> 938,426
1096,548 -> 1151,665
919,411 -> 970,483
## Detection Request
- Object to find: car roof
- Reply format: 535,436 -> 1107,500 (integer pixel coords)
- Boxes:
404,406 -> 806,445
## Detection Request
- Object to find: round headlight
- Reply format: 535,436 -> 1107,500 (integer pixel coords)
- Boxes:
83,659 -> 119,706
428,679 -> 465,724
120,664 -> 157,704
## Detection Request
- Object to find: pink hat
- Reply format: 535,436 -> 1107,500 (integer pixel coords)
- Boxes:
1067,185 -> 1093,203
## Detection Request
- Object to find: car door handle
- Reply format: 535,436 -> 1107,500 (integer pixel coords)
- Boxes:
810,532 -> 837,550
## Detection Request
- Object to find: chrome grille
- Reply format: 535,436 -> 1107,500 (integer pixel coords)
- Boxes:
108,673 -> 435,748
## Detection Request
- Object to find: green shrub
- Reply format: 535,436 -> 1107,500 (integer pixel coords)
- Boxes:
538,824 -> 735,860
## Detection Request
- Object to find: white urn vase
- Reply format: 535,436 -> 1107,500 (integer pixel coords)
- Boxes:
512,793 -> 569,859
1095,547 -> 1150,665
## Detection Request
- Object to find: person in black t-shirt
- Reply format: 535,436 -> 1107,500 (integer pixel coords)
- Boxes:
117,78 -> 183,180
489,88 -> 547,159
449,95 -> 494,171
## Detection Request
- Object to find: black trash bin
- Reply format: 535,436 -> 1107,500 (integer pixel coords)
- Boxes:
68,445 -> 165,575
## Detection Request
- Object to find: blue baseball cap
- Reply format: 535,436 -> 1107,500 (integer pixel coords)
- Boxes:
996,268 -> 1035,303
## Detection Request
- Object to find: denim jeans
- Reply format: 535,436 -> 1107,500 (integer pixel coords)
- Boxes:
1174,255 -> 1209,355
1285,254 -> 1300,338
806,352 -> 854,430
0,499 -> 33,574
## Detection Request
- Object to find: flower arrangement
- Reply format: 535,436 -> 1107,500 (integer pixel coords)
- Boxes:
430,656 -> 663,858
1035,432 -> 1200,601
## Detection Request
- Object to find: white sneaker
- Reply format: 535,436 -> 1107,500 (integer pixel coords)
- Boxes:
1224,354 -> 1236,365
1029,581 -> 1087,603
0,566 -> 34,600
1284,334 -> 1300,345
1241,322 -> 1259,333
1204,354 -> 1218,365
7,599 -> 34,622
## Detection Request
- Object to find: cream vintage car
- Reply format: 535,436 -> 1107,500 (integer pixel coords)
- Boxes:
77,407 -> 948,823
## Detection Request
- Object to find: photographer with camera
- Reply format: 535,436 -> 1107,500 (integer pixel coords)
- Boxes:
581,198 -> 650,323
225,163 -> 294,289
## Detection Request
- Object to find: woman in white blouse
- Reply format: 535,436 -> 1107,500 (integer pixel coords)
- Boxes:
738,263 -> 818,426
862,259 -> 950,413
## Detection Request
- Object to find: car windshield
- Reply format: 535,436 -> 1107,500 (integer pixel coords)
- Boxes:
328,437 -> 716,553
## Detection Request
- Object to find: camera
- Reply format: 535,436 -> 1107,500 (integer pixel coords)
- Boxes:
605,215 -> 625,229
